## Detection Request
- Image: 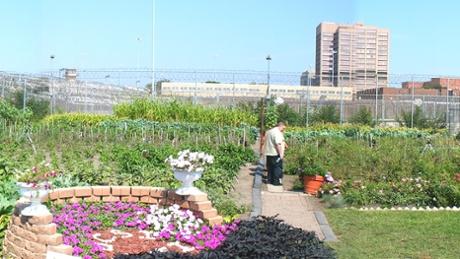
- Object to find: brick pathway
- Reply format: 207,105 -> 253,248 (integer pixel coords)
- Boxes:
261,190 -> 326,240
249,143 -> 337,241
248,153 -> 337,241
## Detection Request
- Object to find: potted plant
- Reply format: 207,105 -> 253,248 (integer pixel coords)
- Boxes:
16,163 -> 62,215
165,149 -> 214,195
298,165 -> 327,195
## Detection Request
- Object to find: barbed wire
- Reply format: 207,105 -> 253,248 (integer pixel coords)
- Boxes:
1,69 -> 460,134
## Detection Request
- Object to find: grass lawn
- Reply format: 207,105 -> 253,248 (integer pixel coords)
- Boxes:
324,210 -> 460,259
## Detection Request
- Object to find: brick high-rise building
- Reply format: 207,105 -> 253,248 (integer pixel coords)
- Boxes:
315,22 -> 390,92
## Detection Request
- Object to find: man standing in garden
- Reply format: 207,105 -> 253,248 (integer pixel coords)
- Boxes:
264,122 -> 286,186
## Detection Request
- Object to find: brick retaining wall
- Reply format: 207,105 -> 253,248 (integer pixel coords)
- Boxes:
3,186 -> 223,259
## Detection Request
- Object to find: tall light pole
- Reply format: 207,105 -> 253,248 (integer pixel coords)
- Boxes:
135,37 -> 142,87
306,64 -> 312,127
331,51 -> 337,87
266,55 -> 271,107
259,55 -> 271,155
50,55 -> 55,115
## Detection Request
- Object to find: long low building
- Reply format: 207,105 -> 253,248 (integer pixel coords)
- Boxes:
160,82 -> 354,101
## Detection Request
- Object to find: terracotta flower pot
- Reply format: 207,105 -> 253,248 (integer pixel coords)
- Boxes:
303,175 -> 325,195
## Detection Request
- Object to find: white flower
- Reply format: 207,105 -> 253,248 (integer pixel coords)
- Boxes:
165,149 -> 214,171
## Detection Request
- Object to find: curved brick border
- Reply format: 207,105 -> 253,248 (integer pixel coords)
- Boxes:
3,186 -> 223,259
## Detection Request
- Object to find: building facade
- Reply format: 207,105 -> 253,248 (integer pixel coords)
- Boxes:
402,77 -> 460,90
161,82 -> 353,101
315,22 -> 390,92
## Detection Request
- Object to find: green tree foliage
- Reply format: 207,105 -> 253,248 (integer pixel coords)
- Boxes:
396,106 -> 446,130
8,90 -> 49,121
310,105 -> 340,124
276,103 -> 302,126
348,106 -> 375,126
0,100 -> 32,125
263,106 -> 279,129
422,84 -> 442,90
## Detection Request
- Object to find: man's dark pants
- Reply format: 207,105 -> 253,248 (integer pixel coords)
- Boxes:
266,156 -> 283,185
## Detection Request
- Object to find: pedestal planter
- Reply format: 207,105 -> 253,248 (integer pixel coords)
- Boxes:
303,175 -> 325,195
173,169 -> 204,195
20,185 -> 50,216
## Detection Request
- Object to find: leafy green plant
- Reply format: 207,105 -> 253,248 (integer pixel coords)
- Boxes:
397,106 -> 446,129
320,194 -> 346,209
0,101 -> 33,125
310,105 -> 340,124
348,106 -> 375,126
298,165 -> 327,176
51,174 -> 90,188
427,182 -> 460,207
275,103 -> 302,126
8,90 -> 50,121
0,213 -> 12,255
0,158 -> 15,182
113,98 -> 258,127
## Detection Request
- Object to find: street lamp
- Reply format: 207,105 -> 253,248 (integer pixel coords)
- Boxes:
50,54 -> 55,115
266,55 -> 272,106
331,51 -> 337,87
259,55 -> 272,155
135,37 -> 142,87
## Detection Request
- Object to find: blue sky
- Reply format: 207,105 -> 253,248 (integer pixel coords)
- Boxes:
1,0 -> 459,76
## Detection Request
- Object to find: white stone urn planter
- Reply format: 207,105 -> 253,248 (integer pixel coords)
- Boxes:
173,169 -> 204,195
19,182 -> 51,216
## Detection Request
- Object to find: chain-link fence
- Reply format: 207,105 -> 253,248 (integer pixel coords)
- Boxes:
1,69 -> 459,133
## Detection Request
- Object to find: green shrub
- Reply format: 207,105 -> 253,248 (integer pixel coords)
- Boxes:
427,182 -> 460,207
348,106 -> 375,126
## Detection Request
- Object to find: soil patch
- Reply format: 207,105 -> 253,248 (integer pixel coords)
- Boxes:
91,229 -> 198,258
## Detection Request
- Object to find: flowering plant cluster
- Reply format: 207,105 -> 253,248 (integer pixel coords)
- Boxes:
454,173 -> 460,182
17,162 -> 63,197
318,171 -> 342,197
52,201 -> 239,258
165,149 -> 214,172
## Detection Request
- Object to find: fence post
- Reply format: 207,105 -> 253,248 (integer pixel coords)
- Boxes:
411,78 -> 414,128
375,76 -> 379,125
446,78 -> 450,133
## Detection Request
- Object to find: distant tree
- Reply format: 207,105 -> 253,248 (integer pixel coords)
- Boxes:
0,100 -> 32,125
422,84 -> 442,90
310,105 -> 340,124
396,106 -> 446,129
276,103 -> 302,126
146,79 -> 170,96
8,90 -> 49,121
348,106 -> 375,126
